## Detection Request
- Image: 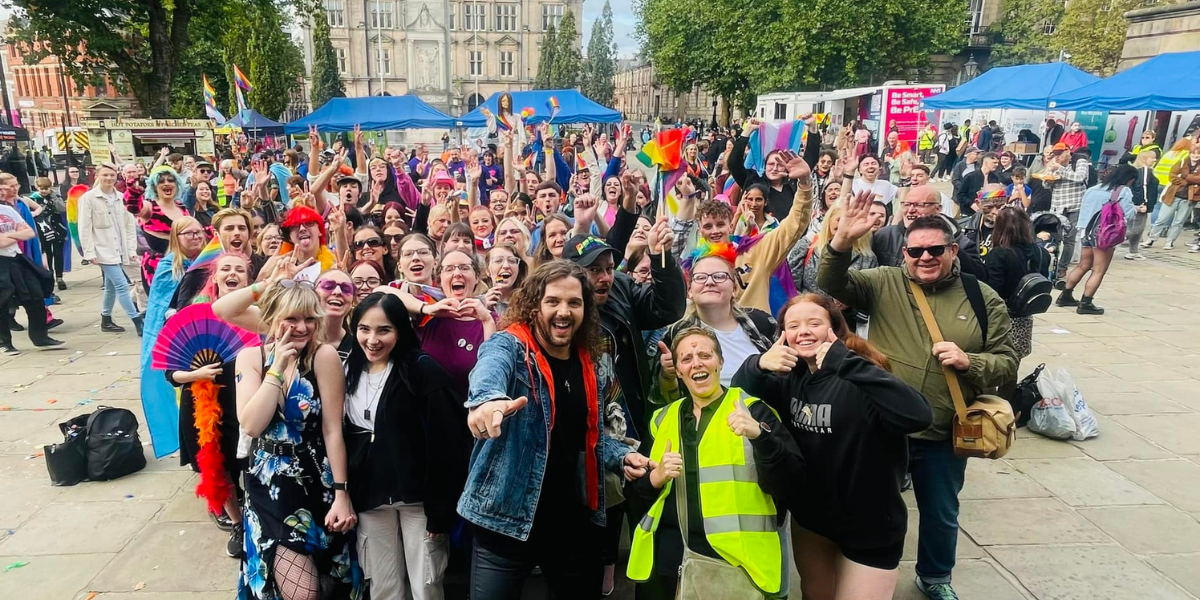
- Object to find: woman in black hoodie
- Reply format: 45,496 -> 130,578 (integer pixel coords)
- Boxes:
732,293 -> 931,600
342,292 -> 471,600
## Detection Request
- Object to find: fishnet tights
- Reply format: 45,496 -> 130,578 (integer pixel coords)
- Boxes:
274,547 -> 319,600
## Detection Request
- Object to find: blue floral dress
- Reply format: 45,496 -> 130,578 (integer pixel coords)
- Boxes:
238,355 -> 364,600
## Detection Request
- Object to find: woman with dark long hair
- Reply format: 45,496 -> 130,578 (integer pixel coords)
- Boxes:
1055,164 -> 1138,315
986,206 -> 1050,361
342,292 -> 470,600
732,293 -> 932,600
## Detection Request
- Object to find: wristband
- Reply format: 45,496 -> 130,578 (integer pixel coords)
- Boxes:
250,282 -> 262,301
266,370 -> 284,385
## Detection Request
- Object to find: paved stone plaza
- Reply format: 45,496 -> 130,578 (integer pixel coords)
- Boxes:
2,241 -> 1199,600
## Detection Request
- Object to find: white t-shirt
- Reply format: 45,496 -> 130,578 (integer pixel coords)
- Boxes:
712,324 -> 760,386
852,178 -> 898,205
0,204 -> 24,258
344,362 -> 392,431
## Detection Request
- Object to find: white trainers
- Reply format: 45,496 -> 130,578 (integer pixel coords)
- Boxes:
1189,244 -> 1200,253
1140,239 -> 1155,248
1125,253 -> 1146,261
1165,242 -> 1175,250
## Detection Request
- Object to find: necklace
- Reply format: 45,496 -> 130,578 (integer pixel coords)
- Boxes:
362,362 -> 391,422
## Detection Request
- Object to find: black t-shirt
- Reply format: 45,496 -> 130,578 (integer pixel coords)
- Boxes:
540,347 -> 588,518
978,223 -> 994,257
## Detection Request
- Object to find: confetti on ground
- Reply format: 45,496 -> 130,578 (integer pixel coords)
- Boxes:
1050,328 -> 1071,334
106,352 -> 118,356
4,561 -> 28,572
0,406 -> 9,411
46,399 -> 57,405
24,452 -> 43,460
133,581 -> 146,591
124,494 -> 134,499
86,593 -> 98,600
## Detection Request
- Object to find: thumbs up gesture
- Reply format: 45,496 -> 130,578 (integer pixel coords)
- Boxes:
727,397 -> 762,440
649,440 -> 683,489
815,329 -> 837,371
760,334 -> 800,373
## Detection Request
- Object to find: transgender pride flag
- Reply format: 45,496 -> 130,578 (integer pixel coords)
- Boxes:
744,120 -> 807,174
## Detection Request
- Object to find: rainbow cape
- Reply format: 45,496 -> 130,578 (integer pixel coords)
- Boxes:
65,184 -> 89,254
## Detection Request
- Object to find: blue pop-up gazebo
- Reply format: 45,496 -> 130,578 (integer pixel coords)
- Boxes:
456,89 -> 621,127
923,62 -> 1101,110
227,109 -> 285,135
284,95 -> 457,133
1051,51 -> 1200,110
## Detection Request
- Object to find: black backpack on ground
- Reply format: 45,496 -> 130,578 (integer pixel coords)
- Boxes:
1011,363 -> 1047,427
46,407 -> 147,484
85,407 -> 147,481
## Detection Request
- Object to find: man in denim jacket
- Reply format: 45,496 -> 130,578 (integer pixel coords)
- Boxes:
459,260 -> 652,599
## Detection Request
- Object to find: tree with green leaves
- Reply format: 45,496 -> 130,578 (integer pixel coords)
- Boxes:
637,0 -> 966,110
1054,0 -> 1143,75
222,0 -> 304,120
988,0 -> 1065,67
550,9 -> 583,89
308,3 -> 346,110
170,0 -> 232,118
536,24 -> 558,89
583,1 -> 617,105
7,0 -> 207,117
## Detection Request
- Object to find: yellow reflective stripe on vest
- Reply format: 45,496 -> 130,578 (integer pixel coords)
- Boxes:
699,463 -> 758,483
703,513 -> 776,534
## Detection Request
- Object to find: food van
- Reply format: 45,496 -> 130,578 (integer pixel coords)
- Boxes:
82,118 -> 216,164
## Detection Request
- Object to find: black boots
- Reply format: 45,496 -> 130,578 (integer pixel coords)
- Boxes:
1077,296 -> 1105,315
1056,289 -> 1079,307
132,314 -> 144,337
101,315 -> 126,333
57,278 -> 67,291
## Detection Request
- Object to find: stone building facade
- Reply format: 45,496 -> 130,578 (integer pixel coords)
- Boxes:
297,0 -> 582,116
612,62 -> 721,124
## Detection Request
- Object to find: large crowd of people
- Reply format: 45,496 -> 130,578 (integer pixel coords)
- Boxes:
1,111 -> 1198,600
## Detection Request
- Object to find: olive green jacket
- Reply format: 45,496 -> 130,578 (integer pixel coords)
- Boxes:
817,246 -> 1018,441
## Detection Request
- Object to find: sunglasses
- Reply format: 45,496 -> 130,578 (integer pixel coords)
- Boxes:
354,238 -> 384,249
317,280 -> 355,295
278,279 -> 316,290
904,245 -> 949,259
384,234 -> 404,245
367,213 -> 385,225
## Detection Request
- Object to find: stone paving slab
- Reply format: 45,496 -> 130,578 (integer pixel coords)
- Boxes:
1008,458 -> 1165,507
1115,414 -> 1200,455
989,544 -> 1195,600
87,523 -> 240,594
960,498 -> 1111,546
1148,554 -> 1200,598
1106,460 -> 1200,514
1077,506 -> 1200,555
0,553 -> 115,600
0,500 -> 162,555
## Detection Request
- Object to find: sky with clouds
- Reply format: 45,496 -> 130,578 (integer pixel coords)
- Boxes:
583,0 -> 639,58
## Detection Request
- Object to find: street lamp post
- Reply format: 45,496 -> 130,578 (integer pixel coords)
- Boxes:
0,35 -> 13,125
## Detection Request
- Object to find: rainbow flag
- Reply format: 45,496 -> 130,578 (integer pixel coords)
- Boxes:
546,96 -> 561,121
233,64 -> 253,91
235,86 -> 247,113
186,237 -> 224,273
744,120 -> 806,173
65,184 -> 89,254
202,75 -> 225,123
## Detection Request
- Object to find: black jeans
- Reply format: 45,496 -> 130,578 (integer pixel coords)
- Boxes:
0,293 -> 47,347
41,239 -> 65,278
472,520 -> 603,600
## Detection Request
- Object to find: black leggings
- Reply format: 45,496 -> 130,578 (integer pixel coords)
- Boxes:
41,239 -> 65,279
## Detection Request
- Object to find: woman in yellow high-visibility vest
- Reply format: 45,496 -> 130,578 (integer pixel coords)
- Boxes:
627,327 -> 803,600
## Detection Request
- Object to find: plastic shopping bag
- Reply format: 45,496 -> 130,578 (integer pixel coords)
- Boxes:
1054,368 -> 1100,441
1030,373 -> 1077,440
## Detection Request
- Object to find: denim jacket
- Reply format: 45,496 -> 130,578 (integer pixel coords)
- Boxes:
458,331 -> 635,541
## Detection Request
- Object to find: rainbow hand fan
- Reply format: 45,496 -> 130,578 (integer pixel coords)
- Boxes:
66,184 -> 90,254
151,303 -> 261,371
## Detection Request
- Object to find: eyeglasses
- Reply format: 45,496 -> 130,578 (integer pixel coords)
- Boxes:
440,263 -> 475,273
278,279 -> 316,290
354,238 -> 384,249
401,248 -> 433,259
692,272 -> 732,285
902,201 -> 941,209
180,230 -> 206,239
262,235 -> 283,243
353,277 -> 382,289
904,245 -> 949,259
317,280 -> 355,295
489,255 -> 521,266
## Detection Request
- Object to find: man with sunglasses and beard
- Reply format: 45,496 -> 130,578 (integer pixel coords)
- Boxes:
872,185 -> 987,279
460,261 -> 652,600
818,195 -> 1016,600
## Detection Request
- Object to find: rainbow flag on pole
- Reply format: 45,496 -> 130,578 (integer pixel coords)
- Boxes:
235,86 -> 248,113
186,237 -> 225,273
202,75 -> 225,123
233,64 -> 253,92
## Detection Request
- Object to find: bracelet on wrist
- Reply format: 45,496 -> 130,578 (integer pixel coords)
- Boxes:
250,282 -> 262,301
266,370 -> 284,384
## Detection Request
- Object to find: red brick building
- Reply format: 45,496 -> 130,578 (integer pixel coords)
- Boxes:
1,36 -> 139,142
